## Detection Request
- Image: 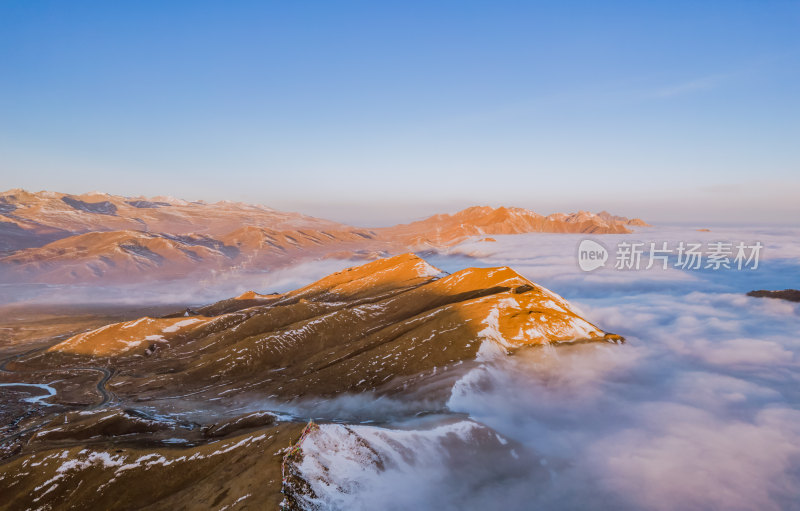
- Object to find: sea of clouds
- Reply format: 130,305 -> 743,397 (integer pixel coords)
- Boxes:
285,225 -> 800,511
5,224 -> 800,510
0,257 -> 360,305
422,225 -> 800,511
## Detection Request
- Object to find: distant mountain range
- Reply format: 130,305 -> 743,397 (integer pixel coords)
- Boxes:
0,189 -> 648,283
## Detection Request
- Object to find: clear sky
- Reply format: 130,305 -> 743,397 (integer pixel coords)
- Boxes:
1,1 -> 798,226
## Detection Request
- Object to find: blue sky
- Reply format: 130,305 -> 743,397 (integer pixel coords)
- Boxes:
1,1 -> 798,225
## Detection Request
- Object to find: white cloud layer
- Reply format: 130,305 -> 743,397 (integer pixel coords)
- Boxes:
429,225 -> 800,510
277,225 -> 800,510
7,224 -> 800,510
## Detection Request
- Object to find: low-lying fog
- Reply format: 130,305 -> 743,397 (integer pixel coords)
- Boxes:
427,225 -> 800,511
280,225 -> 800,511
6,225 -> 800,510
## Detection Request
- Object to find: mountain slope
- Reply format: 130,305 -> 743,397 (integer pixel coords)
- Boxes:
0,189 -> 346,252
0,254 -> 621,509
1,230 -> 239,283
32,254 -> 618,402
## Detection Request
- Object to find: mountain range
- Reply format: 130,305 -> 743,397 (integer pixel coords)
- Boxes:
0,253 -> 622,509
0,189 -> 648,284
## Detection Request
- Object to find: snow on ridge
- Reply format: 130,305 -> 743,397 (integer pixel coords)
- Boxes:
473,291 -> 604,362
475,299 -> 518,361
162,318 -> 203,333
121,317 -> 152,329
22,431 -> 273,504
413,259 -> 444,278
291,421 -> 491,509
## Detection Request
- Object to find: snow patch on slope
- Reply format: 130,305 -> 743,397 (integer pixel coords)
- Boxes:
288,420 -> 534,511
